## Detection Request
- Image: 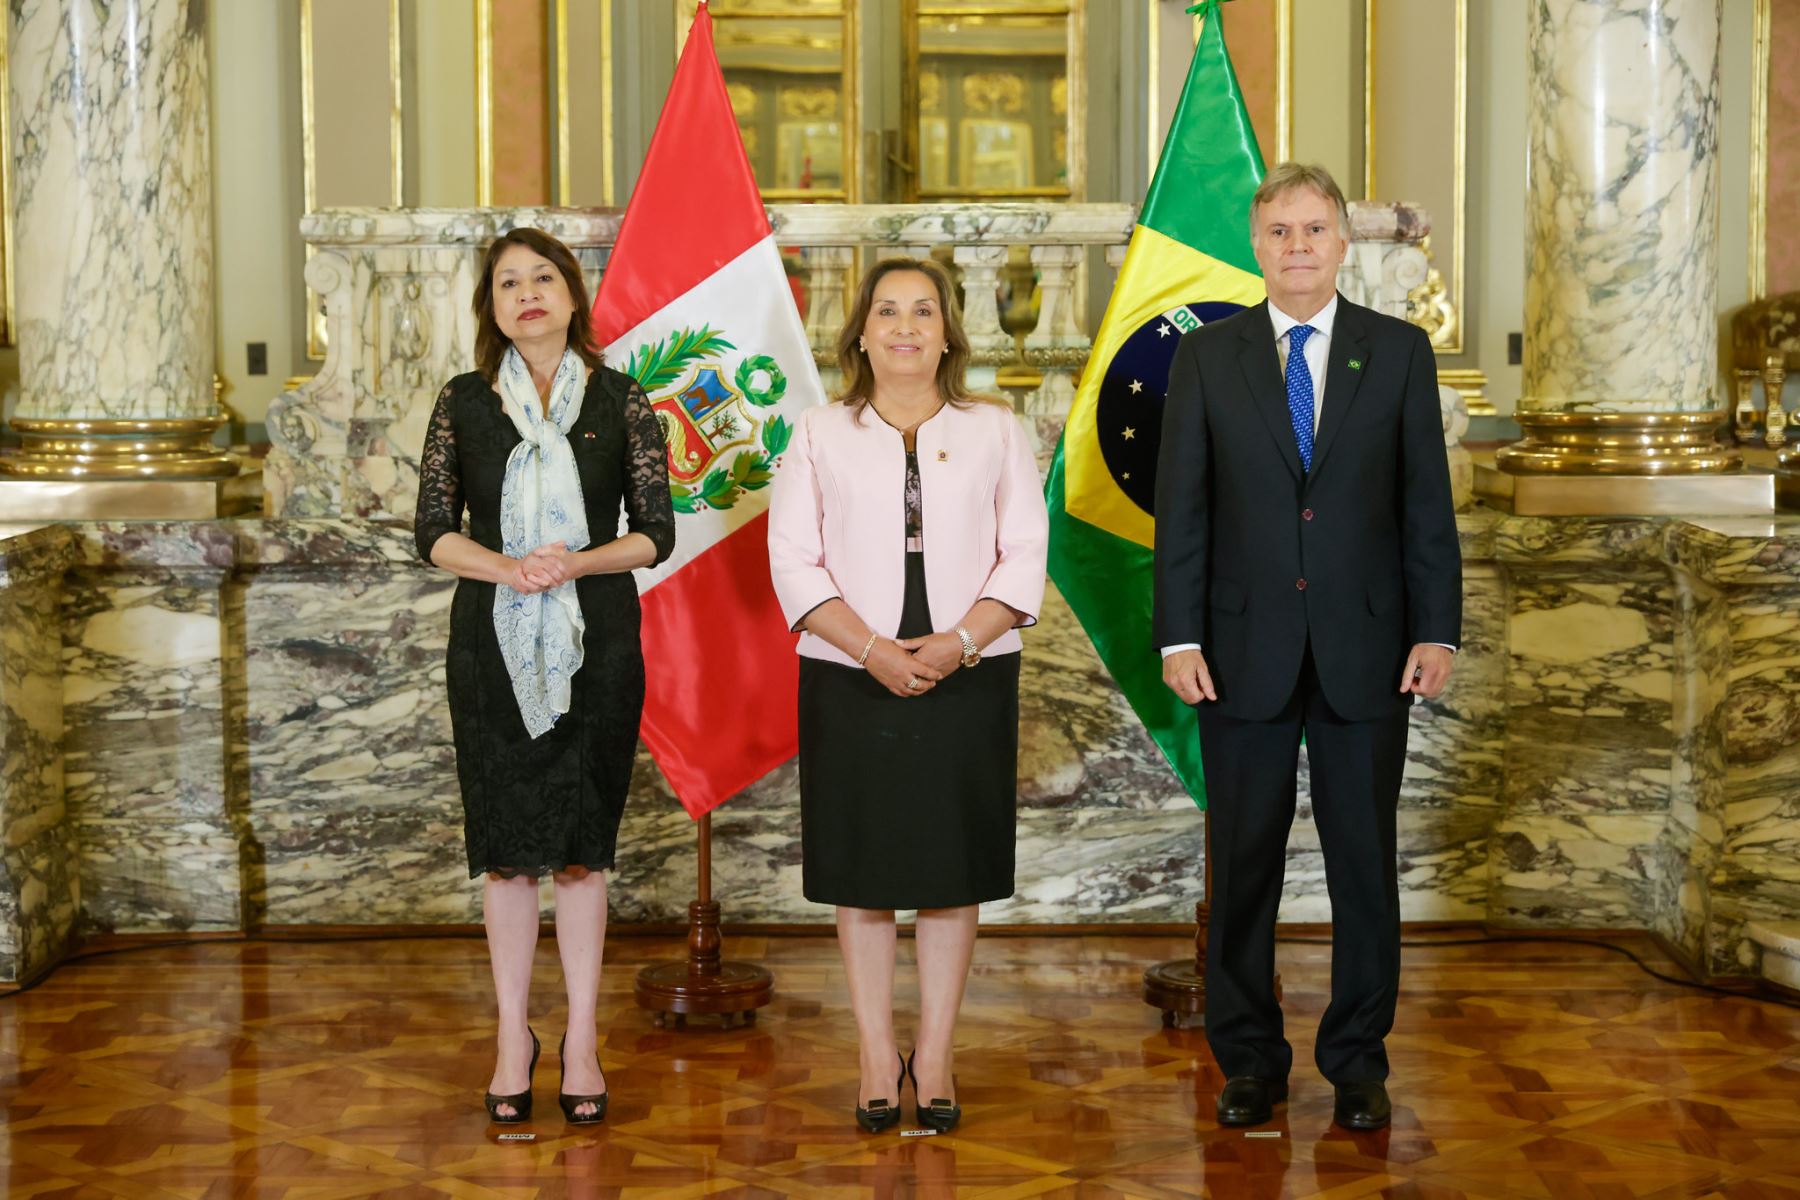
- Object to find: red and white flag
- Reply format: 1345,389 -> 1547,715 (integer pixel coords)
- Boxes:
592,2 -> 822,818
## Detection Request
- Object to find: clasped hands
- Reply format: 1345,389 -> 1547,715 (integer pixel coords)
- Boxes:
504,541 -> 583,595
865,632 -> 963,699
1161,643 -> 1454,705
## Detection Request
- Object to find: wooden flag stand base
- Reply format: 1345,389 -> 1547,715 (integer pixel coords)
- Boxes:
1143,813 -> 1281,1029
635,811 -> 774,1029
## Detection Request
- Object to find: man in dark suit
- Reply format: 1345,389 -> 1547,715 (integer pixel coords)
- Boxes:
1152,163 -> 1462,1131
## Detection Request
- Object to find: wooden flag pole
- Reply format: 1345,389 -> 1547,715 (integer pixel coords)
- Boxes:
1143,810 -> 1282,1027
634,810 -> 774,1029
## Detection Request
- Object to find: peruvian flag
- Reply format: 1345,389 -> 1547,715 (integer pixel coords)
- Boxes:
592,1 -> 821,818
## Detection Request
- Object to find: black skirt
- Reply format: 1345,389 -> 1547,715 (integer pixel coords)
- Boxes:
446,573 -> 643,879
797,552 -> 1020,909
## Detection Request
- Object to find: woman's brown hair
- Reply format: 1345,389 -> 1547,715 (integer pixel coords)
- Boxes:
834,256 -> 1005,414
472,227 -> 603,382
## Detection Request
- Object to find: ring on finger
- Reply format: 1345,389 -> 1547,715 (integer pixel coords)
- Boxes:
905,677 -> 920,690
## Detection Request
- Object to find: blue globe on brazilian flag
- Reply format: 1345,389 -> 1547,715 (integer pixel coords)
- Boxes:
1046,0 -> 1268,806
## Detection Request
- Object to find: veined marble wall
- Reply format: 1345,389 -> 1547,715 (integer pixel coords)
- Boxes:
1486,517 -> 1800,982
240,523 -> 463,922
0,527 -> 78,984
3,512 -> 1798,988
1492,519 -> 1679,929
60,525 -> 244,933
1669,522 -> 1800,974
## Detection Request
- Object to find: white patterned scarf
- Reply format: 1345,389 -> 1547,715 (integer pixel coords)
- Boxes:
494,345 -> 591,738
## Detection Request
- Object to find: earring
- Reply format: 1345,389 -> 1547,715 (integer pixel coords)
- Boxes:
859,337 -> 867,352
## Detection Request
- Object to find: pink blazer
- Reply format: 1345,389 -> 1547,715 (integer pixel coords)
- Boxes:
768,399 -> 1050,667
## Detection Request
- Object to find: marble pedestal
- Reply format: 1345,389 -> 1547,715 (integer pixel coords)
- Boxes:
0,476 -> 262,522
1476,464 -> 1776,516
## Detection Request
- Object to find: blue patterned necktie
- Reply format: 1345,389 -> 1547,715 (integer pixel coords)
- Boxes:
1286,324 -> 1317,472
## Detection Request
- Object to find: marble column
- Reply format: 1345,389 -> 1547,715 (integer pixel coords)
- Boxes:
1520,0 -> 1719,416
6,0 -> 219,430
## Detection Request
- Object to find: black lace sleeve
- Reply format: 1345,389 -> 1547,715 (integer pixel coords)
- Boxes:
621,379 -> 677,566
414,383 -> 465,564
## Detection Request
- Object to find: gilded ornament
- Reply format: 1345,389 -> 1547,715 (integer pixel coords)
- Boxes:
1764,353 -> 1789,449
1404,237 -> 1459,351
1735,369 -> 1760,443
962,72 -> 1026,116
920,73 -> 944,115
779,86 -> 839,120
727,82 -> 759,124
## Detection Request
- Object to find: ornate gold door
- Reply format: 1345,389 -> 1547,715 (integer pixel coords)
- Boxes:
904,0 -> 1082,201
680,0 -> 1084,203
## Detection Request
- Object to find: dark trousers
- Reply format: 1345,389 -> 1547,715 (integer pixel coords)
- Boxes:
1197,648 -> 1411,1085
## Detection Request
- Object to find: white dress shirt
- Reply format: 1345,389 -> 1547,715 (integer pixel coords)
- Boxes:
1159,296 -> 1455,663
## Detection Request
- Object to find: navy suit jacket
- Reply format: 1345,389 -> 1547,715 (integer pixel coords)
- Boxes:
1151,296 -> 1462,722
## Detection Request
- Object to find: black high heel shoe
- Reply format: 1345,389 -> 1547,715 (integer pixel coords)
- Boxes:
854,1053 -> 906,1133
558,1033 -> 610,1124
906,1049 -> 962,1133
484,1028 -> 540,1123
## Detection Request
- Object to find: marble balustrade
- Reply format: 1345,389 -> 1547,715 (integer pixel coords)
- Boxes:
264,201 -> 1434,521
3,511 -> 1799,987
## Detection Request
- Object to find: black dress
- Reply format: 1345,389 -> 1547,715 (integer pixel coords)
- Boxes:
797,447 -> 1021,910
413,367 -> 675,878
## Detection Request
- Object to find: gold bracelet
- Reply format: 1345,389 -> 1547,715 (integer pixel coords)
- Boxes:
855,632 -> 879,666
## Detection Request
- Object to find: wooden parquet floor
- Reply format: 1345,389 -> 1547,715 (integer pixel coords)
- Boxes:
4,932 -> 1800,1199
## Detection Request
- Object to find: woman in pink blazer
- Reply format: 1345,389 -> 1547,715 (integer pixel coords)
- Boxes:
768,257 -> 1049,1135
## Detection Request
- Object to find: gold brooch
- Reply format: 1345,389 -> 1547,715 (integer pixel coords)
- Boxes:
936,449 -> 948,462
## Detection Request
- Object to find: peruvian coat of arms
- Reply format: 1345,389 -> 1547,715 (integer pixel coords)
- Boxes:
625,326 -> 792,514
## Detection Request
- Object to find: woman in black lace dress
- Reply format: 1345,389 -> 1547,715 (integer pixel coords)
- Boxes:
414,228 -> 674,1124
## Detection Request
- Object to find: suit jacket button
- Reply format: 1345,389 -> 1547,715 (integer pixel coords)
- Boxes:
1296,578 -> 1307,591
1301,508 -> 1314,521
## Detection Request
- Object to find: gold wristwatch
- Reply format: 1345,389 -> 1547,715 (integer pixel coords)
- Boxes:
954,624 -> 980,668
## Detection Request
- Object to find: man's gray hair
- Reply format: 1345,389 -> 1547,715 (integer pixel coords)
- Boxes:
1250,162 -> 1351,241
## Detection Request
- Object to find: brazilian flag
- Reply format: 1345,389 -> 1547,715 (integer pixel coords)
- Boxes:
1045,0 -> 1267,805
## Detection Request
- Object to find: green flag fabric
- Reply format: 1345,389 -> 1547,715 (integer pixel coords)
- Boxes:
1045,0 -> 1269,806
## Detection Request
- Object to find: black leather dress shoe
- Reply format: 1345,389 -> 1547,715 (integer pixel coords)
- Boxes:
1333,1081 -> 1392,1130
1216,1076 -> 1287,1126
